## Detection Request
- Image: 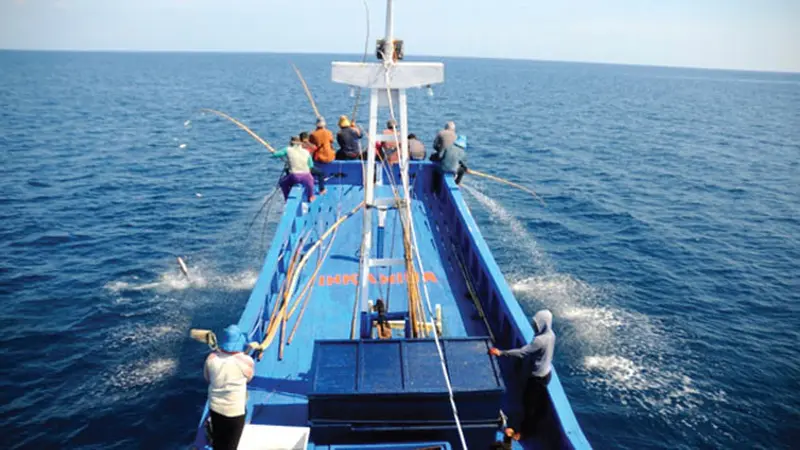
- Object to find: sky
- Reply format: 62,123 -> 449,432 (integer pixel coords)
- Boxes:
1,0 -> 799,73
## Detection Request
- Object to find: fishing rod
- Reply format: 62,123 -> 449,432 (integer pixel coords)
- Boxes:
350,0 -> 371,122
287,229 -> 339,344
291,63 -> 322,119
258,202 -> 364,355
200,108 -> 277,153
467,169 -> 547,207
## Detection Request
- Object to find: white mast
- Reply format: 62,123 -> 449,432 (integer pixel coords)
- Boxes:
332,5 -> 468,446
333,0 -> 444,338
384,0 -> 394,57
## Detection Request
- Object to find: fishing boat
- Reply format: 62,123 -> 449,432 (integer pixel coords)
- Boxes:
191,1 -> 590,448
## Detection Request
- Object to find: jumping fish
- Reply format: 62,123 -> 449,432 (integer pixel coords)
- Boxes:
176,256 -> 190,278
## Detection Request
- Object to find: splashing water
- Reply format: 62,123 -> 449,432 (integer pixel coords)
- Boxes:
462,184 -> 552,272
104,264 -> 258,293
108,358 -> 178,390
462,184 -> 723,421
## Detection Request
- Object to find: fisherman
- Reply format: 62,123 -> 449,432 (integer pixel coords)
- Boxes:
488,309 -> 555,440
272,136 -> 316,202
379,119 -> 399,164
204,324 -> 255,450
336,115 -> 364,160
407,133 -> 426,160
309,117 -> 336,164
433,121 -> 457,152
430,134 -> 468,193
300,131 -> 327,195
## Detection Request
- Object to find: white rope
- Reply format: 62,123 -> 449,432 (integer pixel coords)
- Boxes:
383,64 -> 469,450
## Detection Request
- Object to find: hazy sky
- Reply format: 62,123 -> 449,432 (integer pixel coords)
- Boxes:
1,0 -> 799,72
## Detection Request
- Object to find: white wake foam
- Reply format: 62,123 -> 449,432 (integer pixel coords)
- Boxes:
462,184 -> 721,419
105,264 -> 257,293
462,184 -> 553,272
108,358 -> 178,390
109,323 -> 185,350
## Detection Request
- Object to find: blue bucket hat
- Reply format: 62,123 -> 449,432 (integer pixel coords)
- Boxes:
454,135 -> 468,150
219,324 -> 247,353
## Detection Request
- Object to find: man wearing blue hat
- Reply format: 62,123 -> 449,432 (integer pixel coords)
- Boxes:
204,324 -> 255,450
430,134 -> 468,194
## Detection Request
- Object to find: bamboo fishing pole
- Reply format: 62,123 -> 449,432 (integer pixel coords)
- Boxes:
279,312 -> 287,360
283,202 -> 364,302
265,241 -> 303,326
350,0 -> 371,122
286,233 -> 331,320
260,233 -> 308,356
291,64 -> 322,119
200,108 -> 277,153
467,169 -> 547,207
287,230 -> 339,344
258,202 -> 364,353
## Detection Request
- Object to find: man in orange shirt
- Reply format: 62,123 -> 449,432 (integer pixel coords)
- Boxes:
309,117 -> 335,164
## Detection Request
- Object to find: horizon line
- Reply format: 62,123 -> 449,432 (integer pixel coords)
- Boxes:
1,48 -> 798,75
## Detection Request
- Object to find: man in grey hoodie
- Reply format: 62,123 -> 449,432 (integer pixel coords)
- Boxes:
430,134 -> 468,194
489,309 -> 555,440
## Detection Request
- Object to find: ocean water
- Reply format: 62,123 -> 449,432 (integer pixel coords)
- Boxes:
1,51 -> 798,449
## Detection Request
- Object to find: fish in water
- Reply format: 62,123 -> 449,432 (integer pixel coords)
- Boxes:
176,256 -> 190,278
179,143 -> 187,149
184,120 -> 192,127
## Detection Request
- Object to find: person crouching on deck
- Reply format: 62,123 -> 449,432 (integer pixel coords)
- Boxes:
273,136 -> 316,202
430,134 -> 468,194
488,309 -> 555,440
204,324 -> 255,450
299,131 -> 327,195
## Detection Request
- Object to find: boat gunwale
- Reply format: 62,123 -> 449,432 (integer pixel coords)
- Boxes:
438,173 -> 591,449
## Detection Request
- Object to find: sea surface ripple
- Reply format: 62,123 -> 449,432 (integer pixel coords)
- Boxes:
1,51 -> 798,449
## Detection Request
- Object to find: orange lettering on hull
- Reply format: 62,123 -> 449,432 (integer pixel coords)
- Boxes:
316,271 -> 439,287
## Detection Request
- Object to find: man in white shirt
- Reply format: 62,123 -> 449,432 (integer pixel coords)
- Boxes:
204,324 -> 255,450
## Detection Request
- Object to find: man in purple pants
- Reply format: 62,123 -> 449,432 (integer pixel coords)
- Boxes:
273,136 -> 316,202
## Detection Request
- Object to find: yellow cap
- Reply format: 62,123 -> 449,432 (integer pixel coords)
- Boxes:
338,115 -> 351,128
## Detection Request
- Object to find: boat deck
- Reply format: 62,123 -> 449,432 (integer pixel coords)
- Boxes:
192,163 -> 589,450
246,182 -> 492,430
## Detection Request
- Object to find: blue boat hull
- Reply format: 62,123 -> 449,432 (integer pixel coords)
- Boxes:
192,161 -> 590,450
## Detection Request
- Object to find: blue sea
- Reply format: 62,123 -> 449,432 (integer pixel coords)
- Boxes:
1,51 -> 798,449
